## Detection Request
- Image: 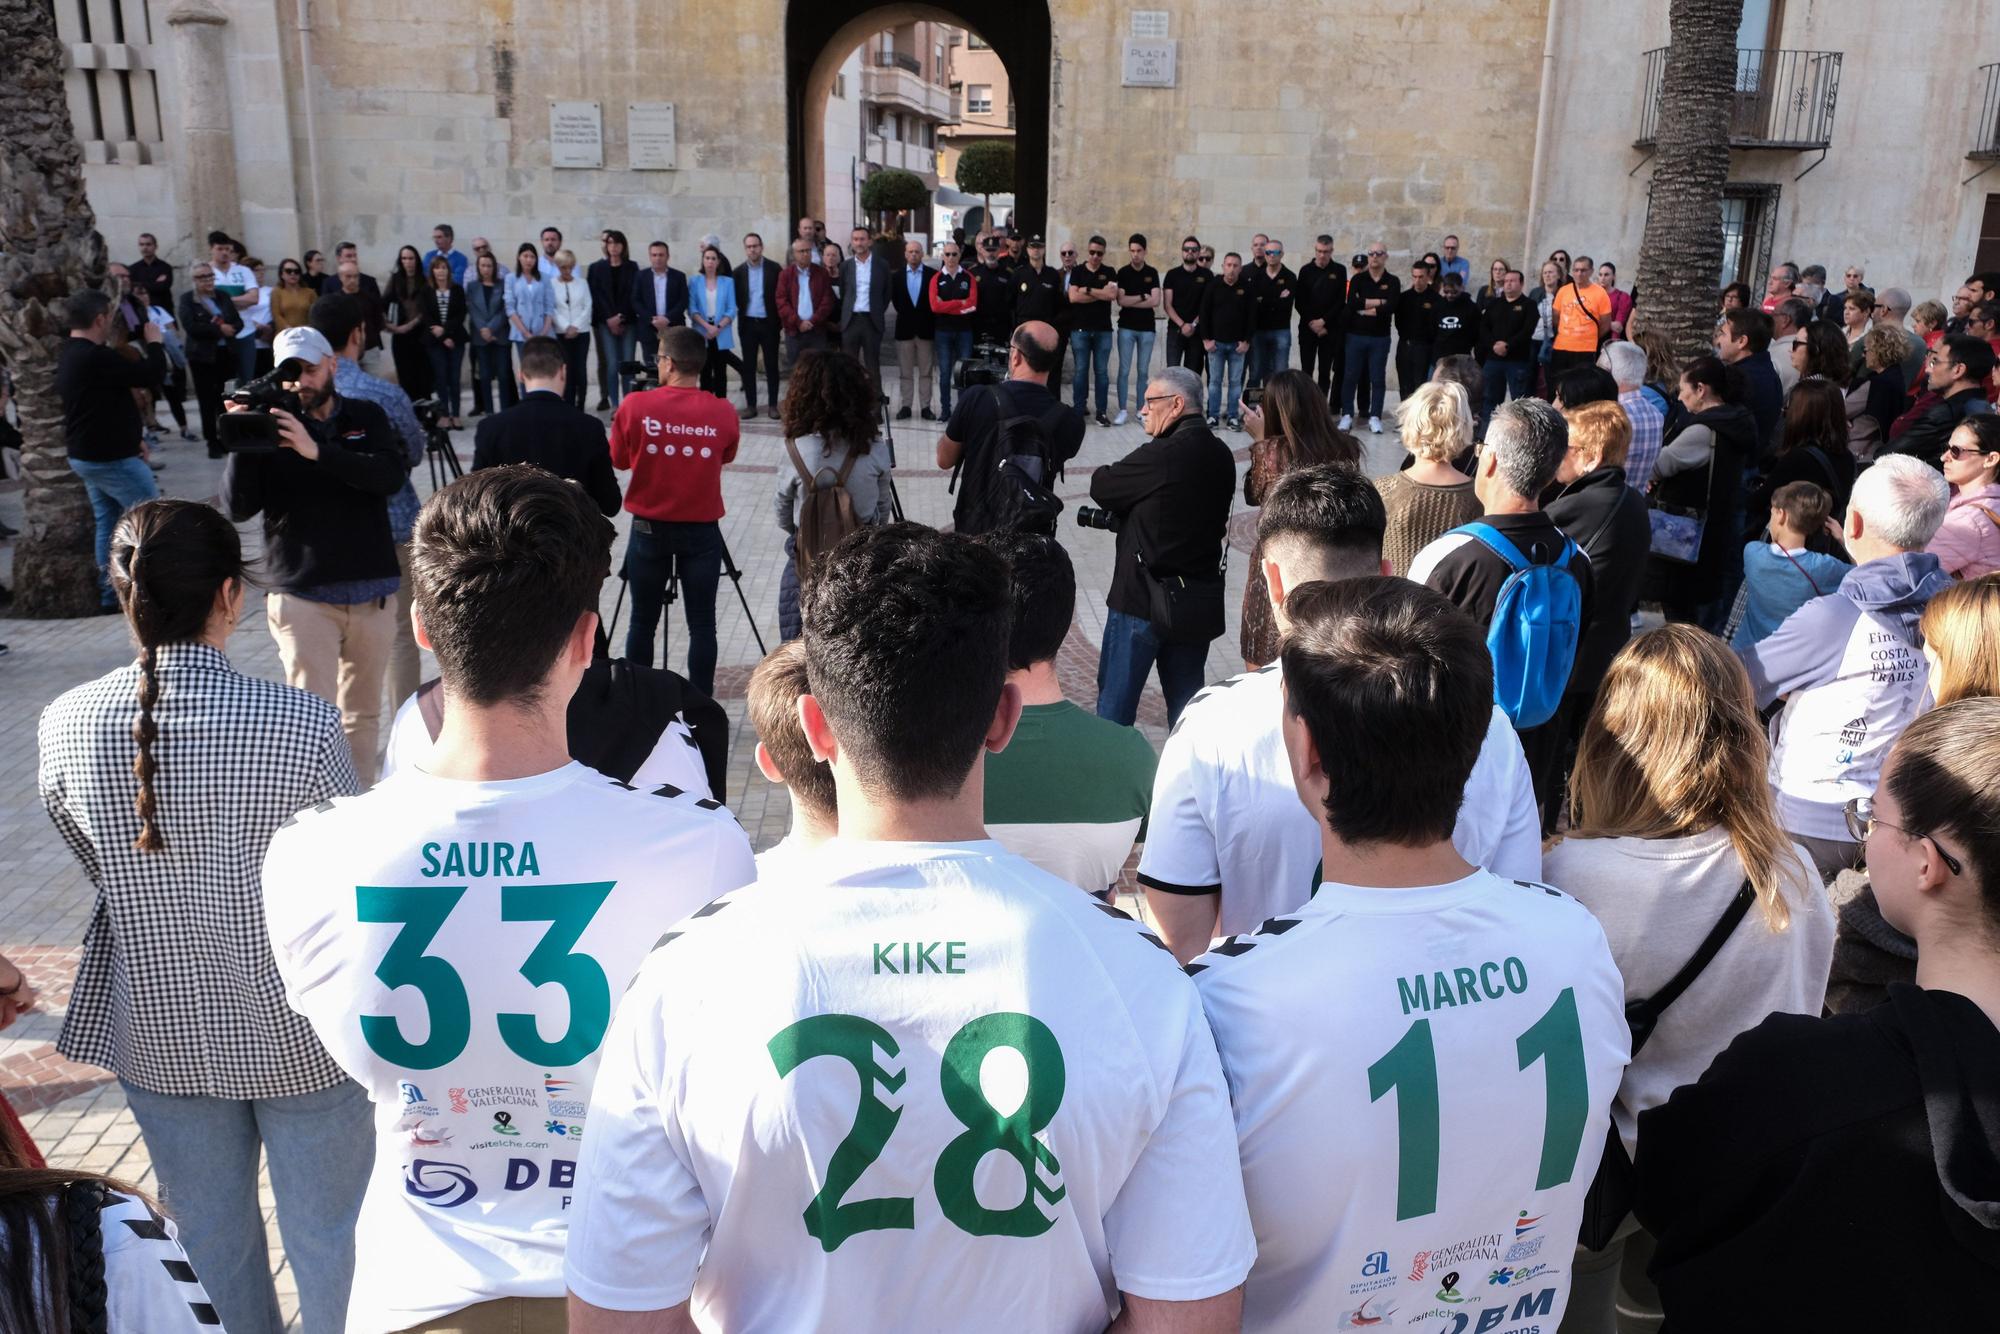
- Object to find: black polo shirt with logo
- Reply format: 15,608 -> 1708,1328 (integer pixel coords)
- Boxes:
1163,264 -> 1210,333
1069,263 -> 1115,333
1115,263 -> 1161,332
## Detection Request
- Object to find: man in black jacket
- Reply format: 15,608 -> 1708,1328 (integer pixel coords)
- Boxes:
1295,235 -> 1347,406
1244,240 -> 1297,392
1884,334 -> 1995,465
1088,365 -> 1235,728
472,336 -> 621,515
1478,268 -> 1538,429
839,225 -> 894,397
890,238 -> 938,420
730,235 -> 781,420
57,289 -> 162,609
1393,262 -> 1441,400
937,322 -> 1084,535
1198,253 -> 1253,427
223,325 -> 407,784
1342,243 -> 1400,433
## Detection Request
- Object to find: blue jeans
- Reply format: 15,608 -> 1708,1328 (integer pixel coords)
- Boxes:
1116,328 -> 1155,409
122,1078 -> 371,1334
1250,329 -> 1291,388
424,339 -> 464,417
1096,606 -> 1209,729
1071,330 -> 1114,415
1206,343 -> 1246,419
1343,332 -> 1392,417
68,455 -> 159,606
472,337 -> 516,412
594,322 -> 638,406
624,518 -> 722,695
936,330 -> 973,413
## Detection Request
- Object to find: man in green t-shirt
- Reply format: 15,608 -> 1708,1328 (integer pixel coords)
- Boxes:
978,529 -> 1158,897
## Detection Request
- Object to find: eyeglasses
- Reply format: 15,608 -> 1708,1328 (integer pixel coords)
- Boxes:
1264,249 -> 1283,257
1198,255 -> 1214,264
1845,797 -> 1963,875
1367,250 -> 1388,258
1088,248 -> 1105,256
281,266 -> 301,274
1182,245 -> 1200,253
1142,394 -> 1177,407
192,270 -> 214,279
1943,443 -> 1987,459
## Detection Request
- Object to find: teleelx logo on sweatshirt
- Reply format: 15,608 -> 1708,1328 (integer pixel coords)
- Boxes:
609,383 -> 742,522
640,413 -> 722,457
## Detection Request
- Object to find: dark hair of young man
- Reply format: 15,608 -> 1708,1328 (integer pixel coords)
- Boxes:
747,640 -> 836,820
309,293 -> 365,354
1723,307 -> 1774,354
1317,233 -> 1334,246
1128,233 -> 1147,249
66,289 -> 112,330
518,335 -> 565,381
435,223 -> 454,240
1088,234 -> 1108,249
1281,576 -> 1493,847
800,522 -> 1011,801
1943,333 -> 1998,385
976,529 -> 1075,671
1552,365 -> 1620,410
1009,322 -> 1058,373
660,325 -> 707,373
411,466 -> 614,706
1255,463 -> 1387,579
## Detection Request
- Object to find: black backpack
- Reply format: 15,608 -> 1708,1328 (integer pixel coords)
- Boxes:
951,382 -> 1073,536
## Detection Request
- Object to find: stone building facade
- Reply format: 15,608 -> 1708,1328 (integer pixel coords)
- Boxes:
70,0 -> 2000,301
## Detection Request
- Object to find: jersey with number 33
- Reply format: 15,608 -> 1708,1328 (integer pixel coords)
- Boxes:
262,761 -> 754,1333
563,838 -> 1256,1331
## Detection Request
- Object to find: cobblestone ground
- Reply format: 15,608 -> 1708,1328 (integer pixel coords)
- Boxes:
0,367 -> 1406,1327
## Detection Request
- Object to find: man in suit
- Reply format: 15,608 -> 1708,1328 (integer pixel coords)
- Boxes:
733,232 -> 784,420
777,238 -> 834,370
634,241 -> 689,370
839,225 -> 894,400
890,238 -> 938,420
471,335 -> 622,516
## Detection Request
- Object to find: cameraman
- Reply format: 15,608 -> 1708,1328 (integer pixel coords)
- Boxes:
1087,365 -> 1234,727
222,327 -> 407,784
936,321 -> 1084,536
609,325 -> 740,695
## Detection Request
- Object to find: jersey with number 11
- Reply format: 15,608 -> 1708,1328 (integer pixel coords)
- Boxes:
262,761 -> 754,1334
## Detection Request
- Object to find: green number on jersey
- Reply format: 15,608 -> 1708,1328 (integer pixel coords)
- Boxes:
768,1011 -> 1069,1250
358,885 -> 471,1070
767,1015 -> 916,1251
498,882 -> 616,1066
356,882 -> 614,1070
936,1013 -> 1067,1237
1367,989 -> 1590,1220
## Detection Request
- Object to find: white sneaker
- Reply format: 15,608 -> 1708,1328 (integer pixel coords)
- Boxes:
1369,416 -> 1383,434
1338,414 -> 1353,431
1113,409 -> 1129,426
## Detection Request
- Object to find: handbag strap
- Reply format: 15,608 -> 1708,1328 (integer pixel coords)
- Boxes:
1625,881 -> 1755,1055
1975,505 -> 2000,533
1777,545 -> 1826,597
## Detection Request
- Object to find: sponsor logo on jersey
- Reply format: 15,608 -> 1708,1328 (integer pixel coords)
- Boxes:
404,1159 -> 478,1208
1437,1271 -> 1468,1303
1337,1296 -> 1397,1328
447,1088 -> 470,1114
492,1111 -> 521,1136
544,1075 -> 576,1096
1421,1234 -> 1504,1271
398,1113 -> 455,1148
399,1082 -> 427,1106
545,1119 -> 584,1140
1348,1248 -> 1397,1296
1514,1210 -> 1543,1238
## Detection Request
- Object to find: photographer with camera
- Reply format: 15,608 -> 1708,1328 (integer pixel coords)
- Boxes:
1085,365 -> 1235,728
937,321 -> 1085,536
58,289 -> 162,611
222,326 -> 408,785
472,335 -> 621,515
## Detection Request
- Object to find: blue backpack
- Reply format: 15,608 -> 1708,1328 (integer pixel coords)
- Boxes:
1450,522 -> 1582,729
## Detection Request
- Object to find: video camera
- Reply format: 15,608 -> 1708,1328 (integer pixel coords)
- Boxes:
216,362 -> 304,452
621,359 -> 661,392
953,339 -> 1010,391
1075,506 -> 1121,533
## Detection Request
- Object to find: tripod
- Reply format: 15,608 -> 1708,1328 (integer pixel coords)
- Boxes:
878,393 -> 907,523
424,424 -> 462,492
605,528 -> 767,665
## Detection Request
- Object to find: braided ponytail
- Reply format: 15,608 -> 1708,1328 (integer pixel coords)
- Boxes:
131,643 -> 163,852
59,1179 -> 108,1334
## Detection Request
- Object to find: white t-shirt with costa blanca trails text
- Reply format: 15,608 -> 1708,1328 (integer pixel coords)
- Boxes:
1191,870 -> 1629,1333
1139,667 -> 1542,938
564,839 -> 1256,1331
262,761 -> 754,1333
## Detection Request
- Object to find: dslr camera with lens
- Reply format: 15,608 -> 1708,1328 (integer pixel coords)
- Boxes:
216,361 -> 306,453
1075,506 -> 1121,533
621,358 -> 662,392
953,339 -> 1011,391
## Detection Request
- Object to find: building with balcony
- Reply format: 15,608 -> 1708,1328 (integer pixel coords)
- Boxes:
816,21 -> 954,238
939,28 -> 1015,190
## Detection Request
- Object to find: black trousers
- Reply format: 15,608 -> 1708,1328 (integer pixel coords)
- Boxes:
190,358 -> 227,447
560,332 -> 589,408
1298,324 -> 1343,404
737,315 -> 780,407
1165,325 -> 1206,376
1395,338 -> 1435,398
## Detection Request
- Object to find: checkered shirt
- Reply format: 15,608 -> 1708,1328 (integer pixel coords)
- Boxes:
38,644 -> 358,1098
333,356 -> 426,542
1621,388 -> 1666,493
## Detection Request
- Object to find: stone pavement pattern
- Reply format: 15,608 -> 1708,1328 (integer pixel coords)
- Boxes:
0,373 -> 1406,1327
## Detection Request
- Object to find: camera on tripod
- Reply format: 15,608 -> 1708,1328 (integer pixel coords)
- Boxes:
953,339 -> 1010,390
1075,506 -> 1121,533
407,397 -> 464,488
622,358 -> 662,392
216,362 -> 305,452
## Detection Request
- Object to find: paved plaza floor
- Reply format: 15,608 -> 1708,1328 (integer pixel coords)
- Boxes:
0,376 -> 1406,1326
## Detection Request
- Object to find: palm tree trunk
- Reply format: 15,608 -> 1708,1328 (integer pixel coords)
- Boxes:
1636,0 -> 1745,362
0,0 -> 112,616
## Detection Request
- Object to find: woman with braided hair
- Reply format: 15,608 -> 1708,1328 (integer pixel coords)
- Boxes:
36,498 -> 373,1334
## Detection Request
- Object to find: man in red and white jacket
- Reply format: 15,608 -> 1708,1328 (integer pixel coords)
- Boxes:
609,325 -> 740,693
928,238 -> 979,415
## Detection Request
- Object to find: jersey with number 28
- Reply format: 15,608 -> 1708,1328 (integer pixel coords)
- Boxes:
564,839 -> 1256,1331
1190,870 -> 1628,1334
261,761 -> 754,1333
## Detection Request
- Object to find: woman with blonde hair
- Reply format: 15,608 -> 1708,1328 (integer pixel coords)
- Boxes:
1546,625 -> 1831,1332
1374,378 -> 1481,575
1920,572 -> 2000,706
550,247 -> 593,407
1847,324 -> 1910,454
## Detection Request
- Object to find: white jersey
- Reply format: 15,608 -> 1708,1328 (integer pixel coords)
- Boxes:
262,761 -> 754,1333
1191,870 -> 1628,1333
1139,667 -> 1541,937
82,1192 -> 221,1333
381,692 -> 712,800
564,839 -> 1256,1331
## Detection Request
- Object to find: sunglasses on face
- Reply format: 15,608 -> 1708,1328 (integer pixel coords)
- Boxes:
1183,245 -> 1199,253
1061,250 -> 1076,257
1264,249 -> 1282,257
1198,256 -> 1213,264
1368,250 -> 1388,258
281,267 -> 301,275
1088,248 -> 1105,256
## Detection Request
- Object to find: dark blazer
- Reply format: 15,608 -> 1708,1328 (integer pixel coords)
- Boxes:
890,263 -> 938,340
632,266 -> 689,330
839,252 -> 894,329
587,259 -> 640,328
417,284 -> 469,348
176,290 -> 238,365
732,258 -> 783,323
471,390 -> 622,516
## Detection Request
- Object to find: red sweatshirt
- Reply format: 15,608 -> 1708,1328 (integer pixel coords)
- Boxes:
609,384 -> 740,522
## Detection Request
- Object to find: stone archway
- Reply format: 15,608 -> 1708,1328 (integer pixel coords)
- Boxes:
786,0 -> 1051,235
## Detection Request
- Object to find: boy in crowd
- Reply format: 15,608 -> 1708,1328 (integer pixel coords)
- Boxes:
746,639 -> 836,872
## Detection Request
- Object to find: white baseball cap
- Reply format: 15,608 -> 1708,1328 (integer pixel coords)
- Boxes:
272,326 -> 336,367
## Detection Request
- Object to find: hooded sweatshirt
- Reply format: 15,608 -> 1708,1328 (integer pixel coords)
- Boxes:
1635,985 -> 2000,1328
1739,552 -> 1954,840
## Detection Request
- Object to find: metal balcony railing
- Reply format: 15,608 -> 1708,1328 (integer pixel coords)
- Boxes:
1636,47 -> 1843,151
875,49 -> 921,75
1974,63 -> 2000,160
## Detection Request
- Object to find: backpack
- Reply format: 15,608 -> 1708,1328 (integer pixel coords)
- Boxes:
786,437 -> 862,578
1450,522 -> 1582,729
951,382 -> 1070,535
